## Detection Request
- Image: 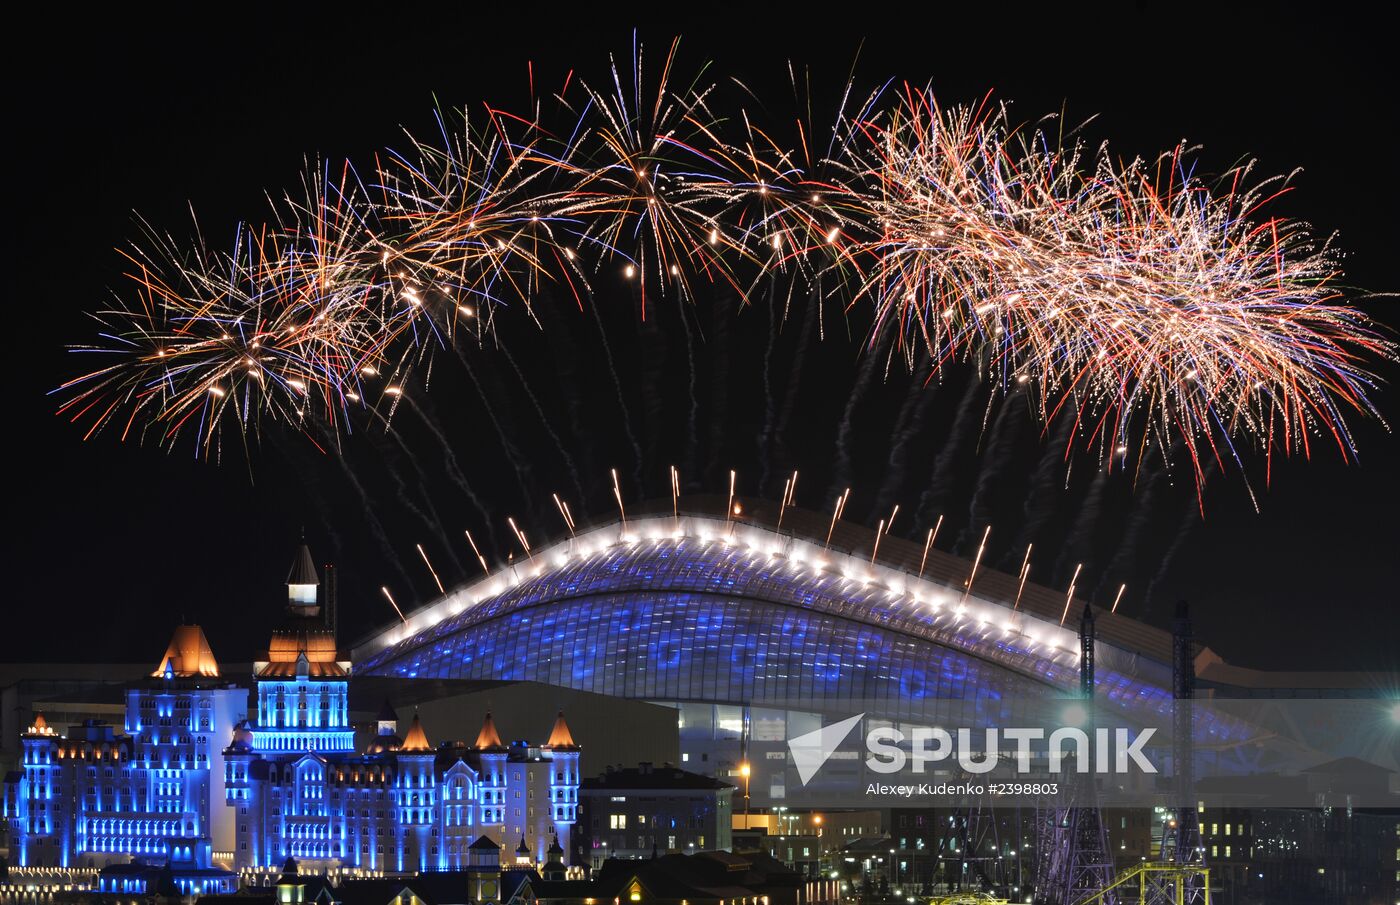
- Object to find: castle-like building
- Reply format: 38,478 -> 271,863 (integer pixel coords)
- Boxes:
3,543 -> 581,894
225,544 -> 580,875
3,624 -> 247,894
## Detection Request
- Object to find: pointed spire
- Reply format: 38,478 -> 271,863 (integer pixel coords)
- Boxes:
474,711 -> 505,750
545,710 -> 578,749
400,711 -> 432,751
516,836 -> 531,855
286,538 -> 321,614
287,542 -> 320,587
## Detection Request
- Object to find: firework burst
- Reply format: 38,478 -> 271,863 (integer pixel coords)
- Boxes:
57,44 -> 1393,485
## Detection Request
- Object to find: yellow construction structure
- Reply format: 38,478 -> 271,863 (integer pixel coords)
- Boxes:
927,894 -> 1010,905
1072,863 -> 1212,905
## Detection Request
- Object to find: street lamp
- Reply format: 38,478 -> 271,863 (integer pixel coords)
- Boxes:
739,762 -> 752,823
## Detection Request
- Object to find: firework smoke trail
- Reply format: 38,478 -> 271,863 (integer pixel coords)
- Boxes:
585,293 -> 645,495
380,425 -> 467,575
828,327 -> 891,501
1004,413 -> 1078,566
1054,462 -> 1112,587
399,392 -> 498,534
637,314 -> 668,489
916,374 -> 984,533
675,304 -> 702,484
756,281 -> 780,494
450,343 -> 540,514
956,390 -> 1024,552
770,286 -> 820,483
1092,458 -> 1170,601
871,371 -> 928,520
325,447 -> 419,592
1141,468 -> 1216,619
703,293 -> 734,488
495,341 -> 586,506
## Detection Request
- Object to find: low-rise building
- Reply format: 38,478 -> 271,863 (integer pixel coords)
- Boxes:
579,764 -> 732,865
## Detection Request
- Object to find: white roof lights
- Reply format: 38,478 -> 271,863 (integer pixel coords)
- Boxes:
356,513 -> 1077,668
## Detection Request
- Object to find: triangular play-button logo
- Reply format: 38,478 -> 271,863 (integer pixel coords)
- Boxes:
788,713 -> 864,785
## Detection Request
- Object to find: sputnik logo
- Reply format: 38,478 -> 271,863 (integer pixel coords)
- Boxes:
787,713 -> 865,785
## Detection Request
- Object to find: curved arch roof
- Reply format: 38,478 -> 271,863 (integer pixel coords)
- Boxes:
354,516 -> 1181,723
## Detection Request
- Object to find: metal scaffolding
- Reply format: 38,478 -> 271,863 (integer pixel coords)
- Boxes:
1034,603 -> 1117,905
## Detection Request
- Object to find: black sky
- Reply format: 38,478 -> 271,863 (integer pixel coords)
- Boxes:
6,9 -> 1398,673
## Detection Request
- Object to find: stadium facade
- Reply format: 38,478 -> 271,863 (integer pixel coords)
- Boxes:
352,505 -> 1391,801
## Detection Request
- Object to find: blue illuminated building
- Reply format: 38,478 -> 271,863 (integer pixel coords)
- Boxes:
2,624 -> 244,896
225,544 -> 581,874
2,543 -> 582,892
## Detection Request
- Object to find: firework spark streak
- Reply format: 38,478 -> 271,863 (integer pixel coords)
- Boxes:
56,42 -> 1394,492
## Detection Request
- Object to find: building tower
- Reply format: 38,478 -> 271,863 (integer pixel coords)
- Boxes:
1159,600 -> 1207,903
131,624 -> 246,861
249,542 -> 353,756
472,712 -> 508,848
542,710 -> 581,859
395,713 -> 436,874
1035,603 -> 1118,905
228,540 -> 353,871
14,714 -> 60,867
223,722 -> 258,859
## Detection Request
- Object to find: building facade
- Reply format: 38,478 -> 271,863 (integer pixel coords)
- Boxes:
1,624 -> 245,896
225,544 -> 581,874
3,543 -> 585,892
579,763 -> 732,865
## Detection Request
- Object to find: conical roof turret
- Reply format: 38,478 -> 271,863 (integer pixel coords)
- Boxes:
474,711 -> 506,750
544,710 -> 579,750
400,711 -> 432,752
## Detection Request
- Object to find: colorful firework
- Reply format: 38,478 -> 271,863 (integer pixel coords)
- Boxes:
55,43 -> 1394,487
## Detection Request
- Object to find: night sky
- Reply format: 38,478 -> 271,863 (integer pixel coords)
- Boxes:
9,10 -> 1398,673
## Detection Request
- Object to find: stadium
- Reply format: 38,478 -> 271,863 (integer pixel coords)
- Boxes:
350,498 -> 1390,808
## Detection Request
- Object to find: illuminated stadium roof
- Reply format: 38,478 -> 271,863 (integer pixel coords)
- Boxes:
346,502 -> 1398,786
354,504 -> 1192,722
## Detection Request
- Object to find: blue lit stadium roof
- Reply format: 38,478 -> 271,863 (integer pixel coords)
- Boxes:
353,513 -> 1183,721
